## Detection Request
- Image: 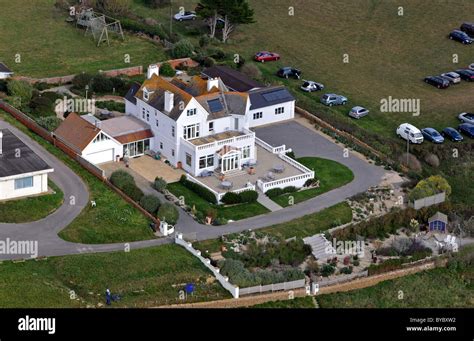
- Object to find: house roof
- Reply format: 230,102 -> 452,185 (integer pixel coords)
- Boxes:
124,82 -> 140,105
0,129 -> 52,178
171,76 -> 221,97
429,212 -> 448,224
54,113 -> 100,152
99,115 -> 153,144
0,62 -> 12,74
202,66 -> 264,92
248,86 -> 295,110
196,92 -> 248,120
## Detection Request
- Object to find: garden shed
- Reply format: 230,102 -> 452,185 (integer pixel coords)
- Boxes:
428,212 -> 448,233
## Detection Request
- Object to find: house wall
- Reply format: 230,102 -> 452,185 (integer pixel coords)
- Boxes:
248,100 -> 295,128
0,171 -> 52,201
82,134 -> 123,164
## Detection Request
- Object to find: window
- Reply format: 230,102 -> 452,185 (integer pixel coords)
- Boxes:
183,123 -> 200,140
199,154 -> 214,169
146,113 -> 150,122
242,145 -> 251,159
156,119 -> 159,127
14,176 -> 33,190
209,121 -> 214,133
185,153 -> 192,167
275,107 -> 285,115
187,108 -> 197,116
142,108 -> 146,119
93,133 -> 110,143
171,126 -> 175,137
253,112 -> 263,120
143,90 -> 149,101
171,149 -> 175,157
160,142 -> 163,149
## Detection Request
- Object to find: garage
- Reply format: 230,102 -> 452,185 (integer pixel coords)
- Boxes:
85,149 -> 115,164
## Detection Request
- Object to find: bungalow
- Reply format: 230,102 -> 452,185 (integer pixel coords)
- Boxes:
0,129 -> 54,201
0,63 -> 13,79
54,113 -> 153,164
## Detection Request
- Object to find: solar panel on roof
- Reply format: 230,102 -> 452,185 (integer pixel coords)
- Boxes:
261,89 -> 291,102
208,99 -> 224,113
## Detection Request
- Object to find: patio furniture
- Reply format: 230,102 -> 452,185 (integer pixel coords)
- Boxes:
200,170 -> 214,177
273,164 -> 285,173
267,172 -> 276,181
221,181 -> 233,190
247,159 -> 257,166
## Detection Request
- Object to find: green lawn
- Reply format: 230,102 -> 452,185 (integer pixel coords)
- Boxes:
0,111 -> 154,244
251,296 -> 316,308
194,202 -> 353,253
0,244 -> 230,308
0,0 -> 165,78
0,180 -> 63,223
272,157 -> 354,207
167,182 -> 269,221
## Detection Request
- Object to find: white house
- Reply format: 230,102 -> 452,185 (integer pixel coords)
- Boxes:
0,63 -> 13,79
124,65 -> 296,177
0,129 -> 54,201
54,113 -> 153,165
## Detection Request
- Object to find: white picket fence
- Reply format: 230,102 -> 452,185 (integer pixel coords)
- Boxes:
239,279 -> 306,296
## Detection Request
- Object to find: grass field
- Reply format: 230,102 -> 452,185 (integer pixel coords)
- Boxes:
0,0 -> 165,77
0,180 -> 63,223
167,182 -> 269,221
272,157 -> 354,207
252,296 -> 317,308
0,111 -> 154,244
0,244 -> 229,308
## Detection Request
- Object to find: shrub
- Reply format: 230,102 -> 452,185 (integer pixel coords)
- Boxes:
213,217 -> 228,226
7,80 -> 33,109
109,170 -> 135,191
119,18 -> 168,39
159,62 -> 175,77
424,153 -> 440,168
0,79 -> 8,92
157,203 -> 179,225
285,150 -> 296,159
340,266 -> 353,275
72,73 -> 93,90
29,95 -> 55,116
122,182 -> 144,202
199,35 -> 211,47
153,177 -> 167,192
265,188 -> 283,198
202,56 -> 216,67
320,264 -> 335,277
179,175 -> 217,204
240,63 -> 262,81
91,74 -> 114,93
239,190 -> 258,203
221,192 -> 241,205
304,178 -> 319,187
172,39 -> 195,58
409,175 -> 451,202
139,195 -> 161,214
35,116 -> 62,131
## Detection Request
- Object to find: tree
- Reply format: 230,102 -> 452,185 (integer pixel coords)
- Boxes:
196,0 -> 223,38
171,39 -> 195,58
220,0 -> 254,43
7,80 -> 33,110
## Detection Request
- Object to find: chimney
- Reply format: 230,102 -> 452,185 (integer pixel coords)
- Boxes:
147,64 -> 160,79
207,77 -> 220,92
164,91 -> 174,112
0,130 -> 3,155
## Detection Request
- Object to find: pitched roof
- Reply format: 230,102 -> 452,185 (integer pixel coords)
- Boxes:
429,212 -> 448,224
125,82 -> 140,105
54,113 -> 100,152
99,115 -> 153,144
196,92 -> 248,120
0,129 -> 52,178
0,62 -> 12,74
202,66 -> 264,92
171,76 -> 220,97
248,86 -> 295,110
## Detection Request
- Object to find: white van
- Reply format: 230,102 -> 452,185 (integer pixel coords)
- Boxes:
396,123 -> 424,144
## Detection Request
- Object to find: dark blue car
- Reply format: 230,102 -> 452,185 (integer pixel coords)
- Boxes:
449,30 -> 474,44
441,127 -> 463,142
421,128 -> 444,143
458,123 -> 474,138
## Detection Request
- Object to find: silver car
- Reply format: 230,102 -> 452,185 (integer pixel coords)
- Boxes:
469,63 -> 474,71
321,93 -> 348,106
173,11 -> 197,21
300,80 -> 324,92
440,72 -> 461,84
349,106 -> 369,119
458,112 -> 474,125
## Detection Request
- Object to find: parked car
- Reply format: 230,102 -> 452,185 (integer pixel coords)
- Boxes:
424,76 -> 449,89
173,11 -> 197,21
254,51 -> 280,62
396,123 -> 424,144
421,128 -> 444,144
460,22 -> 474,37
458,112 -> 474,125
469,63 -> 474,71
440,72 -> 461,84
348,106 -> 369,119
277,67 -> 301,79
441,127 -> 463,142
448,30 -> 473,44
456,69 -> 474,81
458,123 -> 474,138
300,80 -> 324,92
320,93 -> 348,106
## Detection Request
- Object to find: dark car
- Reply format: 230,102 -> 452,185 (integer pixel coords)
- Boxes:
449,30 -> 473,44
421,128 -> 444,144
254,51 -> 280,62
456,69 -> 474,81
277,67 -> 301,79
460,22 -> 474,37
458,123 -> 474,138
424,76 -> 449,89
441,127 -> 463,142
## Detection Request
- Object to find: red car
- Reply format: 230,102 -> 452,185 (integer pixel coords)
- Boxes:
254,51 -> 280,62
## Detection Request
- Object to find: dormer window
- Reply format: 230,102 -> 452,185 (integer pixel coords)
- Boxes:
187,108 -> 197,116
143,87 -> 153,102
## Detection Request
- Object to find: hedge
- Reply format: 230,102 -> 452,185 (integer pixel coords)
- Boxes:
240,190 -> 258,203
157,203 -> 179,225
266,186 -> 298,198
221,190 -> 258,205
179,175 -> 217,204
153,177 -> 167,192
109,170 -> 135,191
139,195 -> 161,214
121,182 -> 144,202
